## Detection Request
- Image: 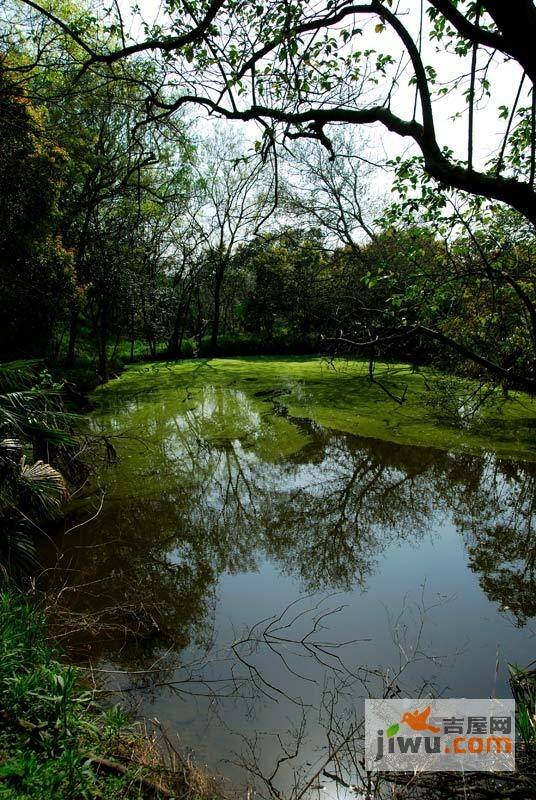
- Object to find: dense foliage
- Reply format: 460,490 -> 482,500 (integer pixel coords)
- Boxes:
0,2 -> 535,390
0,590 -> 218,799
0,62 -> 74,359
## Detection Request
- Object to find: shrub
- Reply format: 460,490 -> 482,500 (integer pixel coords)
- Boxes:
0,590 -> 223,800
197,332 -> 323,357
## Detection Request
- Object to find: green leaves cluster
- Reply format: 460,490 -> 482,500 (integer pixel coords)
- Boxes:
0,62 -> 75,360
0,590 -> 175,799
0,361 -> 77,580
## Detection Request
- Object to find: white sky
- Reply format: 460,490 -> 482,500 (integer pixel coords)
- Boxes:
114,0 -> 523,199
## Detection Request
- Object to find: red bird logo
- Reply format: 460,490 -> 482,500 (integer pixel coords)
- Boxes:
401,706 -> 441,733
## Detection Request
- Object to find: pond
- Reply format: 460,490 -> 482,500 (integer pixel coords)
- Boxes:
49,358 -> 536,794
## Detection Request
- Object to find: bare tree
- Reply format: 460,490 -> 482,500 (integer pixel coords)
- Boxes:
187,129 -> 272,353
284,132 -> 381,253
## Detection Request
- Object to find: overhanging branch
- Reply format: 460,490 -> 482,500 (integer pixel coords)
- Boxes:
330,326 -> 536,392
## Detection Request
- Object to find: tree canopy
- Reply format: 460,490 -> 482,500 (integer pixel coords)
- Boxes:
14,0 -> 536,223
0,0 -> 535,391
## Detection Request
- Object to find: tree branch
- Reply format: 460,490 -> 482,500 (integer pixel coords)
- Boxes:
331,326 -> 536,392
428,0 -> 505,53
19,0 -> 227,66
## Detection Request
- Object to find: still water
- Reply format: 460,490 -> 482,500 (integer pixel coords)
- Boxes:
51,358 -> 536,793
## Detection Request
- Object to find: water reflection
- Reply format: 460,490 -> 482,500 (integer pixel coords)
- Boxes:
457,458 -> 536,625
46,383 -> 536,672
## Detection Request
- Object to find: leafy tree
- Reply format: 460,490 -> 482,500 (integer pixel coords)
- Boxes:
0,59 -> 74,358
45,65 -> 192,375
17,1 -> 536,224
236,228 -> 329,341
1,0 -> 194,375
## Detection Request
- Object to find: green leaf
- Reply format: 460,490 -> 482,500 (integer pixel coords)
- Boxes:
386,723 -> 399,738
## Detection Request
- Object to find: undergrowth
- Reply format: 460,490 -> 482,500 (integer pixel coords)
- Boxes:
0,590 -> 223,800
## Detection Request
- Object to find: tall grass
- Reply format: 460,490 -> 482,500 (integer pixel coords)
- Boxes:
0,590 -> 221,799
509,662 -> 536,748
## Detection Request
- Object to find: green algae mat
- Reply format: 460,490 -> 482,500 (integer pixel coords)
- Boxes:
92,357 -> 536,461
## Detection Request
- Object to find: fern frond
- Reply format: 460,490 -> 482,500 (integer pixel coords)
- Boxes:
19,458 -> 69,515
0,361 -> 40,391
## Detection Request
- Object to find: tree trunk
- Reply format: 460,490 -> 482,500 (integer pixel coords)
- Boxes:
210,261 -> 225,355
128,306 -> 135,362
65,311 -> 79,367
168,306 -> 183,358
195,285 -> 205,349
168,287 -> 193,359
98,301 -> 108,382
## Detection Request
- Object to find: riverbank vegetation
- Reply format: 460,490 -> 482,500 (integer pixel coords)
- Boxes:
0,589 -> 225,800
0,361 -> 80,578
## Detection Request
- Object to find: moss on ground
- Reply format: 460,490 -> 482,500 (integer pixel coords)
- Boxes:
93,357 -> 536,461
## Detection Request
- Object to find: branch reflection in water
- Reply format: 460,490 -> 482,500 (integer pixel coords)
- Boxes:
42,377 -> 536,794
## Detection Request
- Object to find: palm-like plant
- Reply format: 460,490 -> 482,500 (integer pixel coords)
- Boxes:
0,361 -> 74,580
509,662 -> 536,749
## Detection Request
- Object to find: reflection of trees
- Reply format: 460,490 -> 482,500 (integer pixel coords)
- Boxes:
47,384 -> 536,670
45,494 -> 218,669
262,434 -> 441,590
454,458 -> 536,626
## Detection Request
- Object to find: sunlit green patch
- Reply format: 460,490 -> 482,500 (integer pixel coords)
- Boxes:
92,357 -> 536,462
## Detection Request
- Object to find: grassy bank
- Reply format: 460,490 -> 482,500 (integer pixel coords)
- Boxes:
92,356 -> 536,461
0,591 -> 223,800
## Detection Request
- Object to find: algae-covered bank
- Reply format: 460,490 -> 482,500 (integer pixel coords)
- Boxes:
50,357 -> 536,794
93,357 -> 536,460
